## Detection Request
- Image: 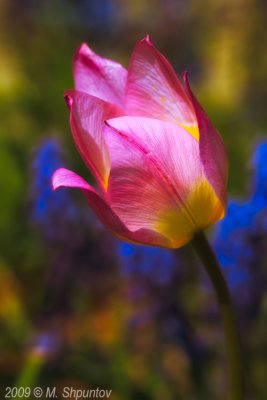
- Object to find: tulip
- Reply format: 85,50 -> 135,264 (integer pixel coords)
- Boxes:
52,37 -> 242,399
52,36 -> 228,249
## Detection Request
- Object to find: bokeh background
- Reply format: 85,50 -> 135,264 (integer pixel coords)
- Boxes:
1,0 -> 267,399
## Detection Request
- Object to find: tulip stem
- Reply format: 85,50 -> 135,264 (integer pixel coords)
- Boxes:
191,231 -> 243,400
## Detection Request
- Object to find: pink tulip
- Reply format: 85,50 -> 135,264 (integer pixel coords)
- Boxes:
52,36 -> 228,248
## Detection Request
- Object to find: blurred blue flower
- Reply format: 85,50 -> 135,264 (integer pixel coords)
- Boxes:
30,331 -> 60,359
213,141 -> 267,291
75,0 -> 115,32
251,141 -> 267,204
31,137 -> 77,242
118,242 -> 176,284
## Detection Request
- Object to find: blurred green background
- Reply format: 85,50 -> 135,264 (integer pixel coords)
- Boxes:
1,0 -> 267,399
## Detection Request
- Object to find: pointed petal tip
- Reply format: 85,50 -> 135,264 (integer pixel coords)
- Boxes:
64,90 -> 74,110
74,43 -> 94,67
51,167 -> 92,192
182,70 -> 189,82
79,42 -> 88,51
76,42 -> 91,57
51,168 -> 65,191
182,71 -> 195,97
144,34 -> 153,45
182,71 -> 191,91
138,35 -> 154,48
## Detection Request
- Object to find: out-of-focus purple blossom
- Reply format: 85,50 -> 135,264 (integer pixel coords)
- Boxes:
75,0 -> 115,32
30,136 -> 120,330
251,141 -> 267,208
118,242 -> 176,285
30,331 -> 61,359
213,200 -> 253,288
31,137 -> 77,243
212,141 -> 267,314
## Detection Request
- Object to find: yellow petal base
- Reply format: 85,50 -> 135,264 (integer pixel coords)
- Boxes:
155,179 -> 224,248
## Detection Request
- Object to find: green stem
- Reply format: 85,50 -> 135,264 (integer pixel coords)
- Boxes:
14,349 -> 45,400
191,231 -> 243,400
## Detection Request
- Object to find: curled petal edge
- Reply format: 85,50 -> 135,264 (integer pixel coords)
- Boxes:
183,72 -> 228,210
74,43 -> 127,108
52,168 -> 174,248
64,90 -> 123,191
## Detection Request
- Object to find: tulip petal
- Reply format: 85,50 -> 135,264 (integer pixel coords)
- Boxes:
126,36 -> 197,136
65,90 -> 123,190
183,72 -> 228,208
104,116 -> 223,245
74,43 -> 127,108
155,179 -> 224,244
52,168 -> 172,247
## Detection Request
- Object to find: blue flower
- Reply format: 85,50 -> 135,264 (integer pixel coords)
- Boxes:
31,137 -> 77,242
251,141 -> 267,208
118,242 -> 177,284
213,141 -> 267,289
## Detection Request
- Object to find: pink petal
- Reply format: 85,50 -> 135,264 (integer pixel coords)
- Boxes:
183,72 -> 228,208
65,90 -> 123,190
103,116 -> 207,238
74,43 -> 127,108
126,36 -> 196,128
52,168 -> 172,247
